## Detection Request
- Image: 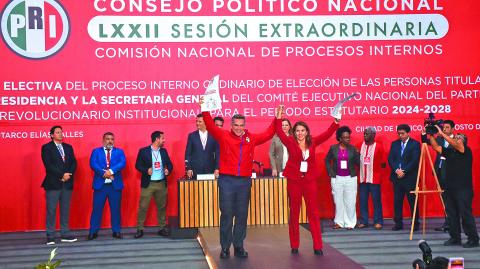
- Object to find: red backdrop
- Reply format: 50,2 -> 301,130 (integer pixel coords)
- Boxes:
0,0 -> 479,232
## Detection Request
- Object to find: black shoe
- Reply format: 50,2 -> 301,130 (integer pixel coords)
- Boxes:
158,227 -> 170,237
462,240 -> 479,248
391,226 -> 403,231
134,230 -> 144,239
291,248 -> 298,254
443,238 -> 462,246
413,225 -> 419,232
434,226 -> 445,232
220,248 -> 230,259
314,249 -> 324,256
60,235 -> 77,243
87,233 -> 98,240
234,247 -> 248,258
112,232 -> 123,239
46,237 -> 55,245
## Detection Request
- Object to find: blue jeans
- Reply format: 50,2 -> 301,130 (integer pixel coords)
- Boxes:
218,175 -> 252,249
359,183 -> 383,225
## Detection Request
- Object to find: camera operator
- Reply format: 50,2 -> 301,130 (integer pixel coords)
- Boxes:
428,120 -> 455,232
423,125 -> 479,248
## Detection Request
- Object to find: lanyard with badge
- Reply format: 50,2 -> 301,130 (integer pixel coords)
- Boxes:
339,148 -> 348,169
300,149 -> 309,173
152,149 -> 162,171
363,145 -> 371,165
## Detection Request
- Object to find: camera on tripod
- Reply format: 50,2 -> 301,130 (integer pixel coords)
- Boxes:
424,113 -> 444,135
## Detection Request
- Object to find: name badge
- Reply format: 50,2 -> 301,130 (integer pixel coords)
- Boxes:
363,156 -> 371,165
154,161 -> 161,170
300,161 -> 308,172
340,160 -> 348,169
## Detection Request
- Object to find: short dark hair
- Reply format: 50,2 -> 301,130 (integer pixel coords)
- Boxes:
396,124 -> 411,133
443,119 -> 455,129
336,126 -> 352,141
231,114 -> 245,124
213,116 -> 224,123
49,125 -> 62,140
429,256 -> 449,269
103,132 -> 114,139
196,113 -> 203,118
151,131 -> 164,143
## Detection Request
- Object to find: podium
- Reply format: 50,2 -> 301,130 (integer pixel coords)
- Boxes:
178,177 -> 308,228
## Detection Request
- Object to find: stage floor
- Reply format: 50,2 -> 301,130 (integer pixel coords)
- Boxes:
1,218 -> 479,269
199,224 -> 363,269
0,227 -> 208,269
199,218 -> 480,269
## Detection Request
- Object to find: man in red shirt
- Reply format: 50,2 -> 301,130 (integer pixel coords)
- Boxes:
201,109 -> 276,259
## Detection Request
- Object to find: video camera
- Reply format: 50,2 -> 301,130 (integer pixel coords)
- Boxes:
424,113 -> 444,135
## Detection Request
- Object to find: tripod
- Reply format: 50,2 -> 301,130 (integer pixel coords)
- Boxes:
409,143 -> 446,240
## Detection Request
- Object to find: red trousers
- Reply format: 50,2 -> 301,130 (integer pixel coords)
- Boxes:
287,178 -> 323,250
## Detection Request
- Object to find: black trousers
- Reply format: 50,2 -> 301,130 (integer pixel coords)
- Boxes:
393,182 -> 419,227
436,168 -> 450,227
445,189 -> 479,242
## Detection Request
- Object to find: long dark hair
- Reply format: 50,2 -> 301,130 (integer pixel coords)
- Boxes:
293,121 -> 312,147
282,118 -> 293,135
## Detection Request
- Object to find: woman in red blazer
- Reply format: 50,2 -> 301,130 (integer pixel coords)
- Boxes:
275,106 -> 339,255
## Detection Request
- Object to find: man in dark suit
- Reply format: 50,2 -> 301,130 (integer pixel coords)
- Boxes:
41,125 -> 77,245
134,131 -> 173,238
388,124 -> 420,231
214,116 -> 225,128
185,114 -> 220,179
430,120 -> 455,232
88,132 -> 126,240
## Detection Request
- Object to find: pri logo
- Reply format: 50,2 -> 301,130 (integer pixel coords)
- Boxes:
1,0 -> 70,59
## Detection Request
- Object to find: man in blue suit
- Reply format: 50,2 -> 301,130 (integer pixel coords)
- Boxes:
388,124 -> 420,231
185,114 -> 220,179
88,132 -> 126,240
134,131 -> 173,238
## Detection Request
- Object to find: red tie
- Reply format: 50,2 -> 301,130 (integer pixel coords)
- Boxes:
106,148 -> 111,168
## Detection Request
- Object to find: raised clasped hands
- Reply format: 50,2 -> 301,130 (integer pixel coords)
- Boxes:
276,105 -> 285,119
